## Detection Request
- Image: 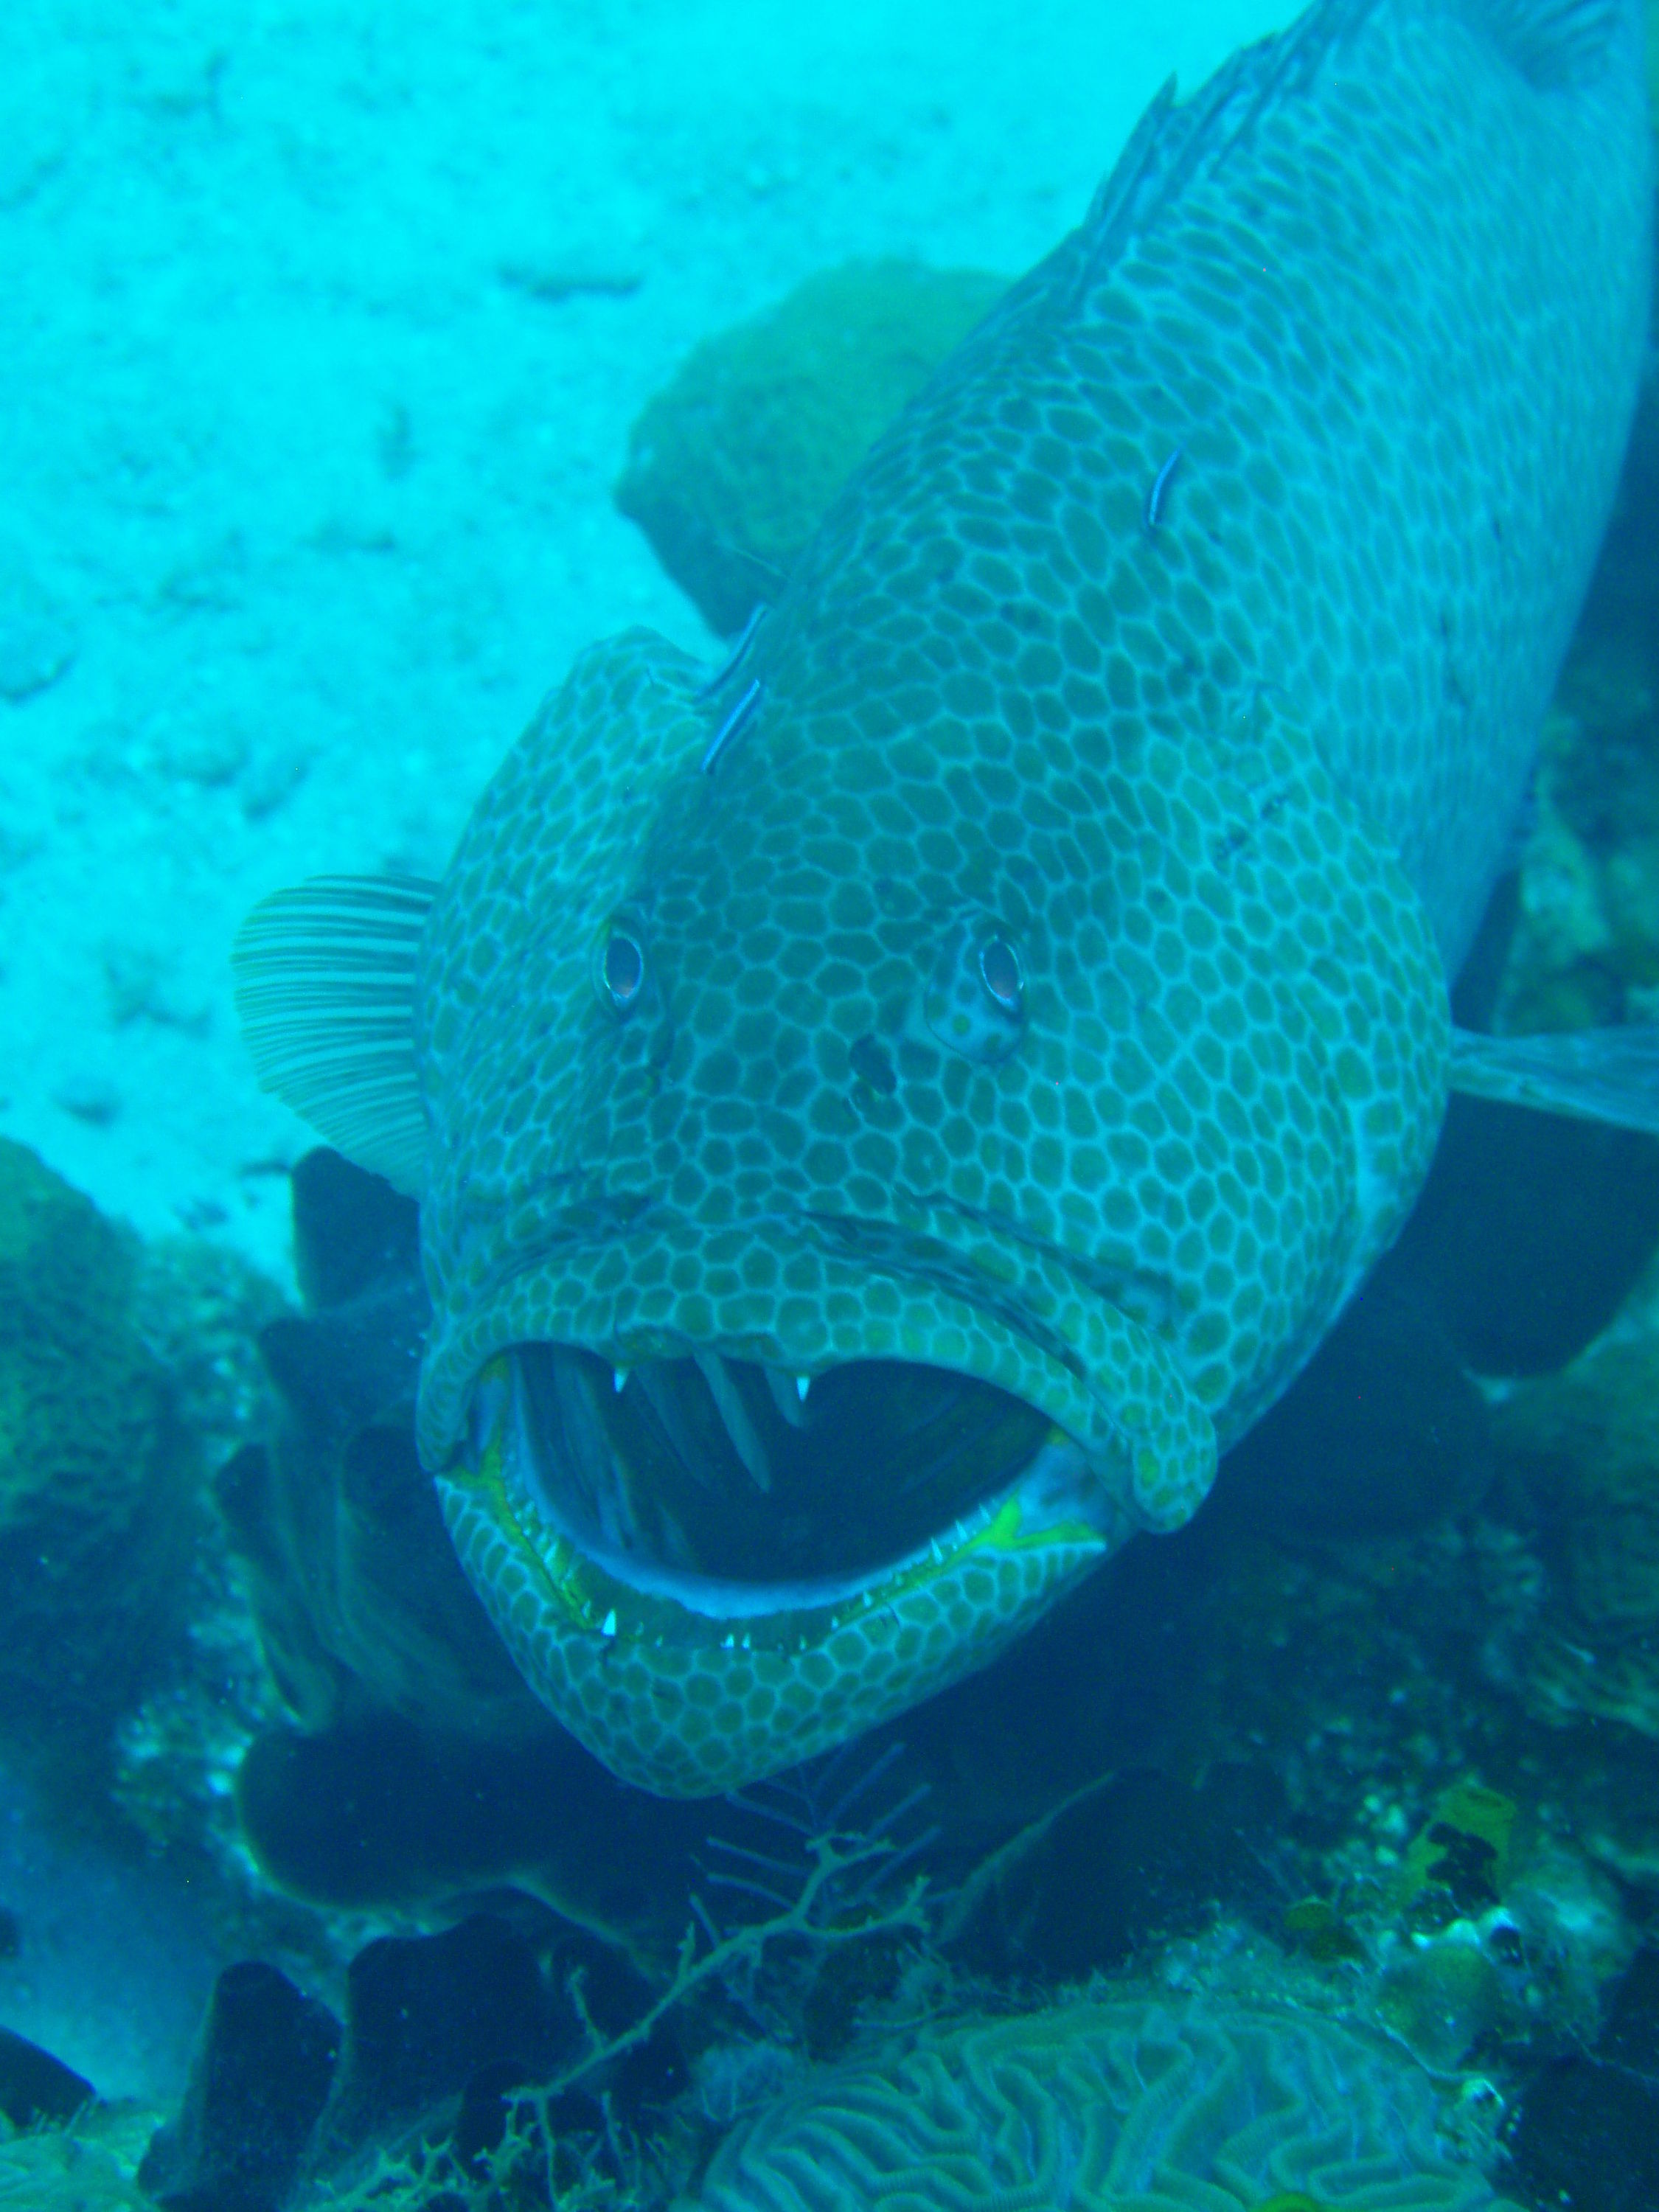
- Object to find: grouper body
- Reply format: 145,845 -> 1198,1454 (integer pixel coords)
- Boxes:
240,0 -> 1654,1793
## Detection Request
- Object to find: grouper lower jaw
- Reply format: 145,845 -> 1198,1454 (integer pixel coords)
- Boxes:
434,1340 -> 1183,1798
420,1216 -> 1223,1795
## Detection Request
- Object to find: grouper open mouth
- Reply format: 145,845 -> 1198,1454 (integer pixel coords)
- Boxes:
438,1326 -> 1138,1796
481,1343 -> 1074,1601
419,1191 -> 1226,1795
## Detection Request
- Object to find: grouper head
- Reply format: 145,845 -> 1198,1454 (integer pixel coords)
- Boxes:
238,597 -> 1447,1795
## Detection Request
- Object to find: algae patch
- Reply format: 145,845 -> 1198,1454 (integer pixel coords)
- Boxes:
614,259 -> 1007,634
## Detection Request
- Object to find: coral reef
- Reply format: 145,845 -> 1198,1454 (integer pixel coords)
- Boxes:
695,1994 -> 1514,2211
214,1152 -> 726,1940
1485,1321 -> 1659,1745
1510,1942 -> 1659,2211
0,2102 -> 156,2209
122,1826 -> 927,2209
212,1149 -> 536,1745
1495,644 -> 1659,1036
1492,327 -> 1659,1041
1396,1783 -> 1517,1918
0,1139 -> 202,1806
613,260 -> 1006,634
1495,1330 -> 1659,1634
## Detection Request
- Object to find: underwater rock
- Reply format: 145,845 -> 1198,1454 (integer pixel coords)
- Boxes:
1591,1941 -> 1659,2073
1506,1840 -> 1635,2049
1509,1946 -> 1659,2212
138,1962 -> 340,2212
303,1915 -> 566,2180
141,1914 -> 653,2208
693,1994 -> 1514,2211
1496,1332 -> 1659,1632
1495,642 -> 1659,1037
115,1231 -> 292,1880
1487,1327 -> 1659,1743
0,2024 -> 94,2130
1522,1629 -> 1659,1739
944,1764 -> 1286,1982
234,1709 -> 709,1943
614,260 -> 1006,634
0,1138 -> 201,1805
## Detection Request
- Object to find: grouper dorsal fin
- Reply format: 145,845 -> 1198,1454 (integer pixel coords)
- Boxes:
1464,0 -> 1634,91
1450,1023 -> 1659,1140
1076,0 -> 1374,288
233,874 -> 437,1197
1074,0 -> 1629,302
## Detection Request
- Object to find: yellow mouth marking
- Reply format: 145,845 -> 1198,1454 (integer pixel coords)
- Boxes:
435,1353 -> 1120,1795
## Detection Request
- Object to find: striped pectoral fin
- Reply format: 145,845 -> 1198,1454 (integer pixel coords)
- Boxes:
232,874 -> 438,1197
1450,1023 -> 1659,1139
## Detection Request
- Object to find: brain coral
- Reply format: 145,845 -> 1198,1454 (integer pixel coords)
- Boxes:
691,1995 -> 1513,2212
0,1138 -> 198,1801
614,259 -> 1006,636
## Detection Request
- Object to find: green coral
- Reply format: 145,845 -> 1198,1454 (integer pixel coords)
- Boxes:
1397,1783 -> 1517,1919
614,260 -> 1007,635
0,1140 -> 201,1806
694,1996 -> 1514,2212
1376,1930 -> 1507,2076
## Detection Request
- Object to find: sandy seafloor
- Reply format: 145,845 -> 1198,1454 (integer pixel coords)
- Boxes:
0,0 -> 1293,1299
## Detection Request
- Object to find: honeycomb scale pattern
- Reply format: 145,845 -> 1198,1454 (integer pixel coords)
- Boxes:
407,0 -> 1651,1792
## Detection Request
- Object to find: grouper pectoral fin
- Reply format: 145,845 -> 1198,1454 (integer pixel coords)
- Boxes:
233,874 -> 436,1198
1449,1023 -> 1659,1139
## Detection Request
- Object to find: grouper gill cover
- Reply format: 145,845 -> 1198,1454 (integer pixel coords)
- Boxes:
236,0 -> 1655,1795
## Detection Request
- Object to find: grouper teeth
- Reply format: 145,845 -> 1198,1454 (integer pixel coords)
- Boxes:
695,1352 -> 773,1492
762,1363 -> 809,1428
554,1354 -> 643,1551
634,1363 -> 713,1492
613,1366 -> 630,1394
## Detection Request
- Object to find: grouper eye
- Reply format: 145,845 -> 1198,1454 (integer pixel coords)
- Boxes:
978,935 -> 1023,1016
599,926 -> 644,1014
923,915 -> 1028,1065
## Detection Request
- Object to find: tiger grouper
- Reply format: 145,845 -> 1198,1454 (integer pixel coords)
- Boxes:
237,0 -> 1656,1794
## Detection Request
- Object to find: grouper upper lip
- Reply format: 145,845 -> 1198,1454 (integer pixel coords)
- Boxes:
417,1194 -> 1219,1544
